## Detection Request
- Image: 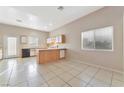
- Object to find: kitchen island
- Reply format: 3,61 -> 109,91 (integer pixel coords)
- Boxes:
37,48 -> 66,64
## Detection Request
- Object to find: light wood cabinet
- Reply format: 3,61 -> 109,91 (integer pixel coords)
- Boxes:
37,49 -> 66,64
56,35 -> 65,43
46,35 -> 65,44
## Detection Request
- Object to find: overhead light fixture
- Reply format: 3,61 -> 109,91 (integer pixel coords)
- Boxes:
57,6 -> 64,11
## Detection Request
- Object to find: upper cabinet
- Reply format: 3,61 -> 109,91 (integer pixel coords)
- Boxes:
56,35 -> 65,43
47,35 -> 65,44
47,38 -> 52,44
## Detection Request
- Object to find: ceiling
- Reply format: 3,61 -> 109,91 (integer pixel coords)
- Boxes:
0,6 -> 103,32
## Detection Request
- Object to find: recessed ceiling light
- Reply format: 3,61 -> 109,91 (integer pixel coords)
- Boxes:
16,19 -> 22,22
57,6 -> 64,11
44,26 -> 48,29
49,23 -> 53,26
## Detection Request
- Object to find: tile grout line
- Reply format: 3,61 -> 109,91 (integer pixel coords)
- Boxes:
38,72 -> 51,87
24,61 -> 30,87
53,60 -> 90,75
40,65 -> 63,87
51,71 -> 73,87
66,65 -> 90,83
8,58 -> 30,87
44,61 -> 80,87
85,68 -> 101,87
1,58 -> 122,87
32,64 -> 50,87
47,65 -> 70,87
7,60 -> 16,87
110,71 -> 114,87
57,65 -> 90,87
64,66 -> 89,86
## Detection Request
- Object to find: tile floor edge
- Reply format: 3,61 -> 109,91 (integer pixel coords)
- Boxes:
68,59 -> 123,74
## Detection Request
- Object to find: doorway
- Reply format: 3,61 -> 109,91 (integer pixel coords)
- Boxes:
4,36 -> 18,58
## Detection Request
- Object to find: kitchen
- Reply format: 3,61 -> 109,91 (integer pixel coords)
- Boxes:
0,6 -> 124,87
22,34 -> 66,64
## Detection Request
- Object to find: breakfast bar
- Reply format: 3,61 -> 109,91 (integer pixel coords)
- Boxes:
37,48 -> 66,64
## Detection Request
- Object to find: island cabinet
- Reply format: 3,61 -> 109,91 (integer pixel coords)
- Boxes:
37,48 -> 66,64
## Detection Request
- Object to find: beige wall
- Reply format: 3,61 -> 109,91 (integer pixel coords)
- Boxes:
0,23 -> 49,58
50,6 -> 124,71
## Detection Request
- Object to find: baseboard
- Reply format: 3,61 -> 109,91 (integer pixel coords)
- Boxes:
68,58 -> 123,74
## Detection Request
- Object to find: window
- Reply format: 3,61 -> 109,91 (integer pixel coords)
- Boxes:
81,26 -> 113,51
28,36 -> 39,47
82,31 -> 94,49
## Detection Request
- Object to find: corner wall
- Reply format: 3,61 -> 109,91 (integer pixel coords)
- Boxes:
50,6 -> 124,71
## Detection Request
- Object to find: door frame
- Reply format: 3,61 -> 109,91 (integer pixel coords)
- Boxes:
3,35 -> 19,59
0,48 -> 3,60
122,12 -> 124,73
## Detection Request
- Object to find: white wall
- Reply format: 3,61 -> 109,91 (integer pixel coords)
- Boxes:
0,23 -> 49,58
50,6 -> 124,72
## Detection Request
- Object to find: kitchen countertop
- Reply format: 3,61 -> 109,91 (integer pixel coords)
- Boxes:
37,48 -> 66,51
22,47 -> 66,49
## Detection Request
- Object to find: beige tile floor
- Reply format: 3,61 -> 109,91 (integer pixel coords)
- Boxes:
0,57 -> 124,87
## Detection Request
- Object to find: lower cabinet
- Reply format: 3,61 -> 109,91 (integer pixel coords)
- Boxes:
30,49 -> 36,56
59,50 -> 65,59
38,49 -> 66,64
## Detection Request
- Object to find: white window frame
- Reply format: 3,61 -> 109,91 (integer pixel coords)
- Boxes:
81,26 -> 114,52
